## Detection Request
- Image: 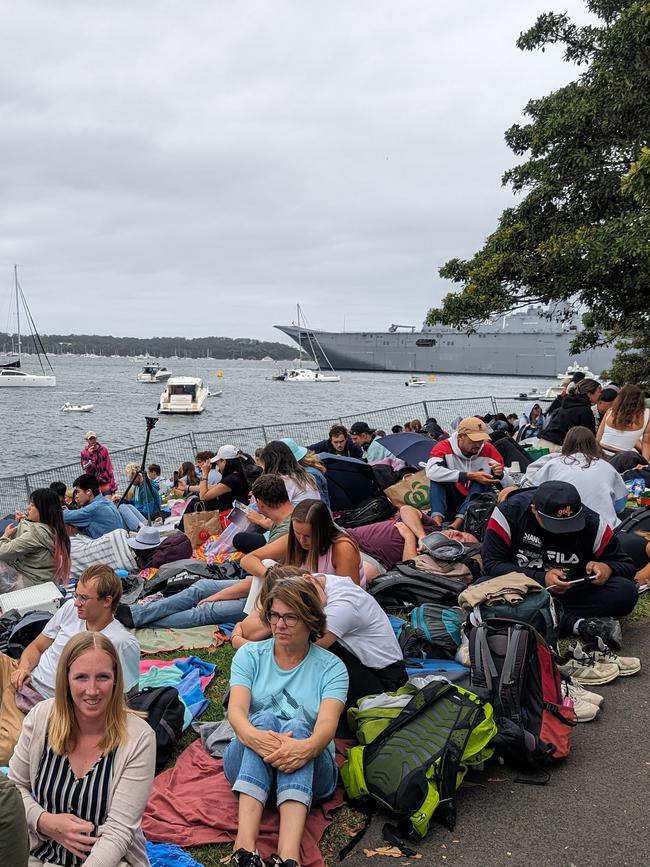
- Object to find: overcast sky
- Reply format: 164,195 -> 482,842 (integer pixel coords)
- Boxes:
0,1 -> 592,343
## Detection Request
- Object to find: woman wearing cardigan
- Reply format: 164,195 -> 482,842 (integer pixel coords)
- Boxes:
9,631 -> 155,867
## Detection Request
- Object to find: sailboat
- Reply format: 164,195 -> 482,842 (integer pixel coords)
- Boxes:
0,266 -> 56,387
282,305 -> 340,383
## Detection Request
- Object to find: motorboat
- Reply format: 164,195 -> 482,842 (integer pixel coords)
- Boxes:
158,376 -> 209,414
284,368 -> 340,383
282,305 -> 341,382
556,363 -> 596,380
405,376 -> 427,387
0,368 -> 56,387
61,402 -> 94,412
137,362 -> 172,383
0,266 -> 56,388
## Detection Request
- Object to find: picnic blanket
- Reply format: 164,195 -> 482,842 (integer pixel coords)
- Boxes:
142,739 -> 351,867
139,656 -> 216,730
133,625 -> 227,655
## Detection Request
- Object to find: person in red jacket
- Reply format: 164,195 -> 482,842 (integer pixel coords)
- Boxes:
79,431 -> 117,495
425,417 -> 505,529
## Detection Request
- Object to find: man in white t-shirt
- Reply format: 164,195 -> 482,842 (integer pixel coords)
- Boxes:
0,564 -> 140,762
231,568 -> 407,709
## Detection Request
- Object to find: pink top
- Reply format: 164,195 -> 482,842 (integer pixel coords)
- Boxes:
301,538 -> 366,583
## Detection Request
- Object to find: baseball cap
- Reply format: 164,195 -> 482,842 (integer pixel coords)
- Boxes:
210,444 -> 238,463
457,417 -> 490,442
532,481 -> 585,534
85,431 -> 98,441
349,422 -> 375,436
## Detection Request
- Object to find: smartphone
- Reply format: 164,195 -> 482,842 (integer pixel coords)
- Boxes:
562,576 -> 592,585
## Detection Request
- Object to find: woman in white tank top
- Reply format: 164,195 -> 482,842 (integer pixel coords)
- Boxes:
597,384 -> 650,459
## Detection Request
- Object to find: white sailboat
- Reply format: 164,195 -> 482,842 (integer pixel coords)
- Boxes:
0,267 -> 56,387
282,305 -> 340,383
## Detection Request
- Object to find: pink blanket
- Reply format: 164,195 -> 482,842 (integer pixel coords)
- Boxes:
142,739 -> 351,867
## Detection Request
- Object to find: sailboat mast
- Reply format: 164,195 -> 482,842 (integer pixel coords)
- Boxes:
14,265 -> 21,360
297,304 -> 304,365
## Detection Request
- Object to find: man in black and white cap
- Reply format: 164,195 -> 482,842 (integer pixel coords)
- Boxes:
349,422 -> 392,463
481,481 -> 637,646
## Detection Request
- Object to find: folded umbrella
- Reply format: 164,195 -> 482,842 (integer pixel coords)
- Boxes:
376,432 -> 433,468
318,453 -> 383,511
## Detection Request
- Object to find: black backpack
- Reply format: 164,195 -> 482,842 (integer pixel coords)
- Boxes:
337,496 -> 396,528
463,492 -> 498,542
4,610 -> 52,659
617,506 -> 650,535
468,618 -> 575,773
369,563 -> 466,612
128,686 -> 185,774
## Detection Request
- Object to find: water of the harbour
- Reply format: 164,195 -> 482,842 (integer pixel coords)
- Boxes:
0,355 -> 557,476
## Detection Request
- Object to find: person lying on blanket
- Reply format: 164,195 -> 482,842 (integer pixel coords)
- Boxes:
225,574 -> 348,867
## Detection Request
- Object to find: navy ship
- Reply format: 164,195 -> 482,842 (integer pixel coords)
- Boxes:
274,306 -> 615,377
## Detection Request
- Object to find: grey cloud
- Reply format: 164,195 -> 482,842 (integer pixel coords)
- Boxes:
0,0 -> 593,339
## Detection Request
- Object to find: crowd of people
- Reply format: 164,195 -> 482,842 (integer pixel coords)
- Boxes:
1,378 -> 649,867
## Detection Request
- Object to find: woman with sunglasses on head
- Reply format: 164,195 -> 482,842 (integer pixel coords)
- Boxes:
225,575 -> 348,867
0,488 -> 70,589
241,499 -> 366,586
9,631 -> 156,867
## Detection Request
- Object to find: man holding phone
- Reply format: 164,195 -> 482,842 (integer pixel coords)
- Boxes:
425,417 -> 506,530
482,481 -> 637,646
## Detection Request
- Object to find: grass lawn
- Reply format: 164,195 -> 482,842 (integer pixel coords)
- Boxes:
152,586 -> 650,866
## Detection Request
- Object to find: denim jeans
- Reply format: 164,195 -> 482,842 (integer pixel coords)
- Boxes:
119,503 -> 146,531
223,711 -> 338,808
130,578 -> 247,628
428,480 -> 493,521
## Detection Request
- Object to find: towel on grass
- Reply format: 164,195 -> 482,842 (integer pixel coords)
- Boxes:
146,842 -> 205,867
142,739 -> 350,867
133,625 -> 226,654
139,656 -> 216,729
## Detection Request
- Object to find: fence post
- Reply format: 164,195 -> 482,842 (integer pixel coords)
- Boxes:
491,396 -> 499,415
188,432 -> 198,453
24,474 -> 32,499
421,401 -> 428,418
261,426 -> 268,445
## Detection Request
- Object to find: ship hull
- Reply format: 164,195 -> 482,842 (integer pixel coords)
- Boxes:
274,325 -> 615,377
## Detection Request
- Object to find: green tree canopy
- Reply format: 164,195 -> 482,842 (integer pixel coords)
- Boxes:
428,1 -> 650,385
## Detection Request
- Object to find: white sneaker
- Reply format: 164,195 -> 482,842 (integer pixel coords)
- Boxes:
558,645 -> 619,686
584,638 -> 641,677
566,688 -> 599,723
563,678 -> 604,709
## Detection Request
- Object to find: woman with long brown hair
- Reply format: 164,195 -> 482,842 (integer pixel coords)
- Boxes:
9,631 -> 155,867
240,499 -> 365,584
597,383 -> 650,459
0,488 -> 70,588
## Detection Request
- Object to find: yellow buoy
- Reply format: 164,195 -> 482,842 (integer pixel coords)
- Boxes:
428,374 -> 436,382
217,370 -> 224,378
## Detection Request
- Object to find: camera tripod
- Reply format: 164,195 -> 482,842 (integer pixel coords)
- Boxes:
117,416 -> 160,526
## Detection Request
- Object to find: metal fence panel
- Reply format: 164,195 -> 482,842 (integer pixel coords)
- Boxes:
263,417 -> 343,447
0,397 -> 512,512
423,396 -> 498,431
193,427 -> 267,457
340,402 -> 430,434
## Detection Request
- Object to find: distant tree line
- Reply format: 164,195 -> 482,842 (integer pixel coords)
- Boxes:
0,331 -> 297,360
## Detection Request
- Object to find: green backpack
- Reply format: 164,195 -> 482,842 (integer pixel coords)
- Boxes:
341,680 -> 496,839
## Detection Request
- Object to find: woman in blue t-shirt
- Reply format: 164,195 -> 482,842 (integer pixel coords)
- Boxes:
224,576 -> 349,867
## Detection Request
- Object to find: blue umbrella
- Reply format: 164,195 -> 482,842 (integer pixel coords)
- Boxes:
376,432 -> 433,468
318,453 -> 383,511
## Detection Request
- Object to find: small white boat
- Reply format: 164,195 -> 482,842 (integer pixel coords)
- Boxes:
137,362 -> 172,383
208,389 -> 223,397
158,376 -> 209,414
284,368 -> 340,383
61,402 -> 94,412
405,376 -> 427,387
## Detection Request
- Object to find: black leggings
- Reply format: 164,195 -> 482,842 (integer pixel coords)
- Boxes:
616,530 -> 649,571
327,641 -> 407,710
